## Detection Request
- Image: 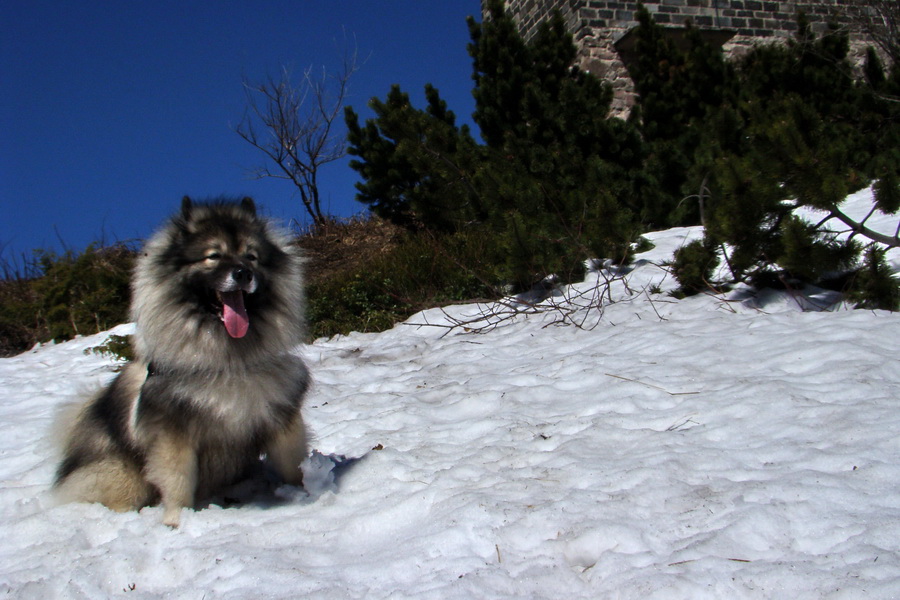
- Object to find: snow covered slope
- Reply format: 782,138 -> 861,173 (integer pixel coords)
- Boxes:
1,189 -> 898,599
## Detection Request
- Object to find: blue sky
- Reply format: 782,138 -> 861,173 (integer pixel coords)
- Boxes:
1,1 -> 482,265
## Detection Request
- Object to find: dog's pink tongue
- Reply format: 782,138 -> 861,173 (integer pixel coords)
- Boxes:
220,291 -> 249,338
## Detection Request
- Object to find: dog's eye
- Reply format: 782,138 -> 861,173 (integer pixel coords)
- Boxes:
205,252 -> 222,261
244,253 -> 258,262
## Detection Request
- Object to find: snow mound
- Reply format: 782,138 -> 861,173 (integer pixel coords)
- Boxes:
1,189 -> 898,599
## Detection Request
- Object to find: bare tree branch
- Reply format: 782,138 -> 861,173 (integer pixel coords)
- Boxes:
404,264 -> 661,336
846,0 -> 900,64
236,45 -> 359,227
828,206 -> 900,247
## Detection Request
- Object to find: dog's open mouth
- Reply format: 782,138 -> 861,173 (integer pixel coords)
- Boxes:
217,290 -> 250,338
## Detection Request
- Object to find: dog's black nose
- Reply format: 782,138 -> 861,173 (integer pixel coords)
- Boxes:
232,267 -> 253,284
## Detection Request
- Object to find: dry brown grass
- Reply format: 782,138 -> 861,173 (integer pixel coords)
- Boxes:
296,215 -> 405,285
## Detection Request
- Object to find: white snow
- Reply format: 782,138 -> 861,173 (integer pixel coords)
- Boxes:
1,188 -> 899,599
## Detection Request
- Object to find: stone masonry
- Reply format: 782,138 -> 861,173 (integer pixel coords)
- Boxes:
490,1 -> 876,115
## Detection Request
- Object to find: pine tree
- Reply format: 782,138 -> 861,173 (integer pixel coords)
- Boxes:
345,84 -> 483,230
347,0 -> 642,290
671,13 -> 900,304
466,0 -> 641,286
469,0 -> 641,192
627,4 -> 736,226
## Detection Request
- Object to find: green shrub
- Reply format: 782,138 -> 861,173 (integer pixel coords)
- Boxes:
0,243 -> 135,356
847,246 -> 900,311
0,276 -> 44,356
672,238 -> 719,295
31,243 -> 134,341
86,333 -> 134,363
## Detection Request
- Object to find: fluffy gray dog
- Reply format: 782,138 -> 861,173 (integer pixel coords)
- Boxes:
54,197 -> 309,527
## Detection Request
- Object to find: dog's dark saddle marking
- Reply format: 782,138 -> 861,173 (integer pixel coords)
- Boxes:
146,362 -> 201,378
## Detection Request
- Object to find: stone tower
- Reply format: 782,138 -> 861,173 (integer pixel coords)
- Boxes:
489,1 -> 875,115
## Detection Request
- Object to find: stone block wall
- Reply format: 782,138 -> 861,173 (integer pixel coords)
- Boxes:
489,1 -> 876,115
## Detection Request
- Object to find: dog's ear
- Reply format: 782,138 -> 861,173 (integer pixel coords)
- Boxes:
240,197 -> 256,216
181,196 -> 193,219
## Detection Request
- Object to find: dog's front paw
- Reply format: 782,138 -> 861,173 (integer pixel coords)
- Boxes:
162,506 -> 184,528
